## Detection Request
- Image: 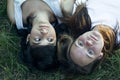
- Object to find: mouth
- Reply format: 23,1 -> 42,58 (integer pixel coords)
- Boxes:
39,26 -> 49,31
90,31 -> 102,41
89,34 -> 98,41
39,25 -> 49,28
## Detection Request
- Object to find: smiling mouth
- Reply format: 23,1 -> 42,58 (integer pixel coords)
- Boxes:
40,25 -> 49,29
89,35 -> 98,41
39,26 -> 49,31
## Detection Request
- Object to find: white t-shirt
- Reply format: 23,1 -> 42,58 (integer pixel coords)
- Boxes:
73,0 -> 120,45
14,0 -> 26,29
14,0 -> 63,29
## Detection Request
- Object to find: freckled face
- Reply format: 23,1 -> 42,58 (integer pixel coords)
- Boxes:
70,31 -> 104,67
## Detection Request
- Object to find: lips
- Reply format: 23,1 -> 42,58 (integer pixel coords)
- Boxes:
39,25 -> 48,28
39,25 -> 49,33
39,26 -> 49,29
89,35 -> 98,41
90,31 -> 102,41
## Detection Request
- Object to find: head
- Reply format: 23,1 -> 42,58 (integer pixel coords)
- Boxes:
57,31 -> 104,74
69,30 -> 104,67
27,12 -> 57,46
21,12 -> 58,71
69,25 -> 115,73
57,24 -> 115,74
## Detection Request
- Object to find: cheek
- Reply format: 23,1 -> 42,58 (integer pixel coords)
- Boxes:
97,42 -> 103,50
51,29 -> 56,35
50,30 -> 56,39
78,36 -> 87,44
31,29 -> 37,35
91,45 -> 103,57
52,32 -> 56,38
31,29 -> 40,36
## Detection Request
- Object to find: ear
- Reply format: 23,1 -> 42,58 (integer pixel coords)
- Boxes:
26,34 -> 30,43
97,52 -> 103,60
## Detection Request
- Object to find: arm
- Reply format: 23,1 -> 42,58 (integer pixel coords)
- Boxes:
7,0 -> 16,24
61,0 -> 74,17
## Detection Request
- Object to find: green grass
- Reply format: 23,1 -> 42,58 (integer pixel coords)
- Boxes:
0,0 -> 120,80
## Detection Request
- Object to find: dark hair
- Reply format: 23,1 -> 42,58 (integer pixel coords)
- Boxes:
31,45 -> 58,71
17,12 -> 59,71
62,3 -> 91,38
19,36 -> 58,71
57,3 -> 98,75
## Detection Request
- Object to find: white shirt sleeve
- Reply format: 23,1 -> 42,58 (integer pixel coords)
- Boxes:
72,0 -> 87,14
14,0 -> 26,29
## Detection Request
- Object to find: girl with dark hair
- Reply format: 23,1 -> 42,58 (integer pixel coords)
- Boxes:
7,0 -> 75,71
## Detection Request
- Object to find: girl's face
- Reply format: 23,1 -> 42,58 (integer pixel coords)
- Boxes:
27,21 -> 56,46
27,12 -> 56,46
69,31 -> 104,67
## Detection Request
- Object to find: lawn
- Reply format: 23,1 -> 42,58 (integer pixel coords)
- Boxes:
0,0 -> 120,80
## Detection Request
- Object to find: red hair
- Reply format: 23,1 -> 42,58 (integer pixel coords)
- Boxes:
94,25 -> 115,54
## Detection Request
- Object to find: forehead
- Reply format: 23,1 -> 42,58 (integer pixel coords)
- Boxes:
70,44 -> 88,66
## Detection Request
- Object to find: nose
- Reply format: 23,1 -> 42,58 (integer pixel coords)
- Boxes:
86,40 -> 93,47
40,28 -> 48,35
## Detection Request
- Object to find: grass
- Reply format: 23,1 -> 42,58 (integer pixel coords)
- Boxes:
0,0 -> 120,80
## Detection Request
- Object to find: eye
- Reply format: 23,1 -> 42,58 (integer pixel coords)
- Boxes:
47,37 -> 54,42
75,40 -> 84,47
78,40 -> 84,47
87,49 -> 94,58
34,38 -> 41,42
